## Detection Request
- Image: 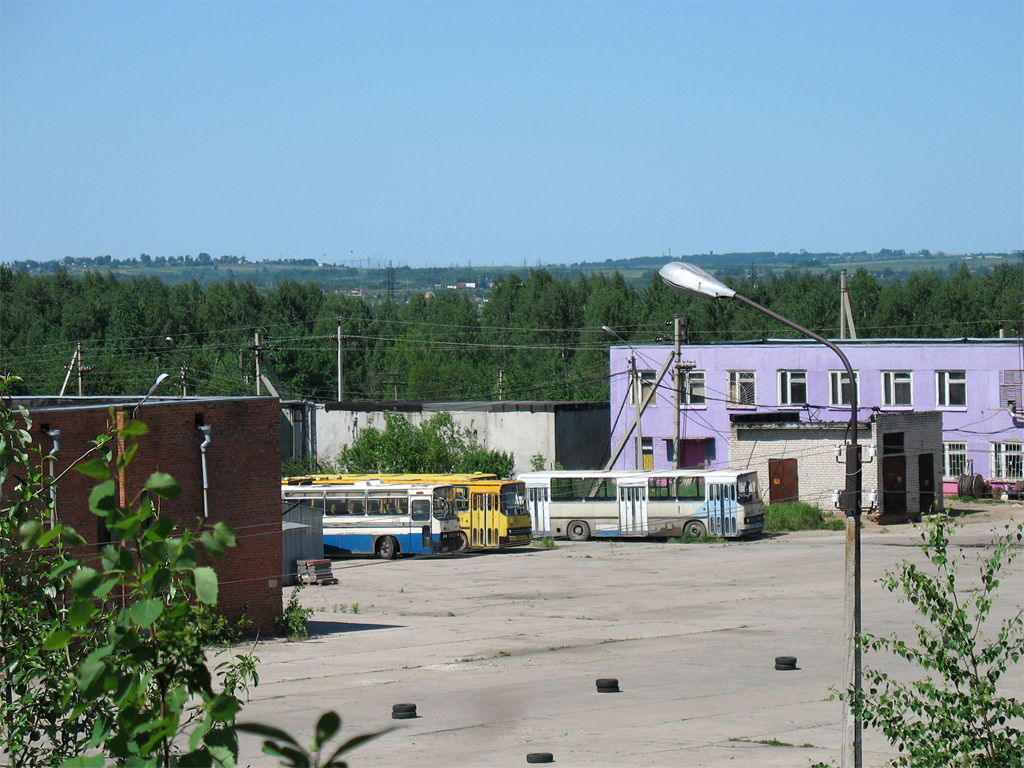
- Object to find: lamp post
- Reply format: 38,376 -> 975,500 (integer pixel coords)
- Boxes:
659,262 -> 862,768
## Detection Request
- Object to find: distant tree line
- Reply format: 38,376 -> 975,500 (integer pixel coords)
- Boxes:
0,262 -> 1021,403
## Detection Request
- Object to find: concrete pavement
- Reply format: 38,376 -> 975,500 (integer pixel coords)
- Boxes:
234,503 -> 1023,767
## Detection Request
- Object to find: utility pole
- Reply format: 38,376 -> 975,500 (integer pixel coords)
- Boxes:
342,319 -> 350,403
840,270 -> 858,339
254,332 -> 263,396
498,369 -> 504,401
180,365 -> 189,397
671,317 -> 689,469
631,355 -> 642,470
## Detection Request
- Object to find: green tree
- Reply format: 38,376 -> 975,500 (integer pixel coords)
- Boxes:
838,515 -> 1024,768
335,411 -> 513,476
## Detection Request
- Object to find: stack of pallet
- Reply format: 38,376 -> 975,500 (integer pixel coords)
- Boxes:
295,559 -> 338,585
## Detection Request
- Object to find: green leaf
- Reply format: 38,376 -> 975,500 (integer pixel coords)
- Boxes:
128,598 -> 164,628
207,693 -> 240,722
71,566 -> 103,597
88,480 -> 117,515
144,471 -> 182,500
68,598 -> 98,627
43,629 -> 73,650
200,530 -> 226,558
76,457 -> 111,480
117,442 -> 139,472
313,711 -> 341,749
18,518 -> 41,548
60,757 -> 107,768
194,566 -> 219,605
213,521 -> 236,548
120,419 -> 149,437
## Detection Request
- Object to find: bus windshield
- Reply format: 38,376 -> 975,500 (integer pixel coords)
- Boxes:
432,489 -> 457,520
737,473 -> 760,504
500,483 -> 526,516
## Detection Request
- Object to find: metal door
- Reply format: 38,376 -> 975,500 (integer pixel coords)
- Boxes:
707,483 -> 738,537
768,458 -> 799,503
525,483 -> 550,537
617,479 -> 648,536
918,453 -> 935,515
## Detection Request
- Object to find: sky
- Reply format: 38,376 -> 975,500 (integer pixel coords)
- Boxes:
1,1 -> 1021,268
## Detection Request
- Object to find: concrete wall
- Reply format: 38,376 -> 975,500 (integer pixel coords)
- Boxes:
314,402 -> 610,475
19,396 -> 283,635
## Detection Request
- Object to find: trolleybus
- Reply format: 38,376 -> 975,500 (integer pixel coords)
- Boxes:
517,468 -> 764,541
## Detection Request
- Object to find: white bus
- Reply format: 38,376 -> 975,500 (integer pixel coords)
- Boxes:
518,469 -> 764,541
281,480 -> 462,559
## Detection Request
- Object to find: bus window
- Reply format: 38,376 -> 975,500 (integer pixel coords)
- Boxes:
411,499 -> 431,522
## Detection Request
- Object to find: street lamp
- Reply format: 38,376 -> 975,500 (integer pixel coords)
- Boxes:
132,373 -> 171,418
659,261 -> 863,768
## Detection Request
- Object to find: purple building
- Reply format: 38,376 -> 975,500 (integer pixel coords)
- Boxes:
608,337 -> 1023,496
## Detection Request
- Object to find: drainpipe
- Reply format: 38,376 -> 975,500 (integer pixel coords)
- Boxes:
47,429 -> 60,526
198,425 -> 212,518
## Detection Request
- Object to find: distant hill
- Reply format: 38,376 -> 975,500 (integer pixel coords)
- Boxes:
4,249 -> 1019,300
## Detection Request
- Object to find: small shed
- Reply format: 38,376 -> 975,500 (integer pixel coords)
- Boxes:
282,502 -> 324,585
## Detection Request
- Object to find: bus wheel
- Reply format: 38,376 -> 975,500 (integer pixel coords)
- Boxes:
455,531 -> 469,552
683,520 -> 706,539
376,536 -> 399,560
567,520 -> 590,542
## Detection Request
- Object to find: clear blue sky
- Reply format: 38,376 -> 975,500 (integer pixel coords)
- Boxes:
2,1 -> 1021,267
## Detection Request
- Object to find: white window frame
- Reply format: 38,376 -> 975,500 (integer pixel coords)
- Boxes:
680,370 -> 706,406
881,370 -> 913,407
992,442 -> 1023,481
727,370 -> 756,408
778,369 -> 807,407
942,442 -> 968,479
628,369 -> 658,407
936,370 -> 966,407
829,370 -> 860,407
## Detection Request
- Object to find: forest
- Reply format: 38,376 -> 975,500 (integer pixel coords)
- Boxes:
1,261 -> 1021,404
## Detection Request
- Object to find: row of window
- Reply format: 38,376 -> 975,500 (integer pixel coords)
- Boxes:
943,441 -> 1023,481
629,369 -> 1021,409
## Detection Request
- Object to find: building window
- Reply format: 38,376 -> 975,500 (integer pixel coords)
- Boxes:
641,437 -> 654,470
881,371 -> 913,407
999,370 -> 1022,412
829,370 -> 859,407
680,370 -> 705,406
778,370 -> 807,406
943,442 -> 968,479
992,442 -> 1023,480
882,432 -> 904,455
727,370 -> 756,407
628,370 -> 658,407
936,370 -> 966,407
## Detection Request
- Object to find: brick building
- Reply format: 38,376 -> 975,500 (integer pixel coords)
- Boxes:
729,411 -> 944,519
13,395 -> 282,635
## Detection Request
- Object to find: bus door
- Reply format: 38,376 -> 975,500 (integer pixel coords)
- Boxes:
707,483 -> 738,537
470,492 -> 496,548
524,480 -> 551,537
409,494 -> 432,553
617,478 -> 648,536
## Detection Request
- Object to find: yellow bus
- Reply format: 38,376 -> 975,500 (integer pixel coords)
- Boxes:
283,473 -> 533,551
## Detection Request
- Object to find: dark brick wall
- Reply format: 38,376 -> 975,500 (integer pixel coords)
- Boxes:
23,397 -> 282,635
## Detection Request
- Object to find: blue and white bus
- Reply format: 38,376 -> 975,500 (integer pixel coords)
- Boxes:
518,468 -> 764,541
281,480 -> 462,559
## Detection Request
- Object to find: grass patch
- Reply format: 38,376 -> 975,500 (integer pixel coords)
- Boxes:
667,532 -> 723,544
534,537 -> 557,549
765,502 -> 845,532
